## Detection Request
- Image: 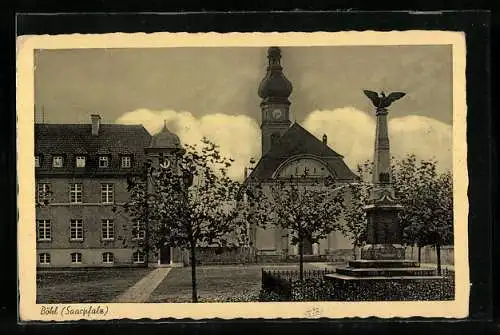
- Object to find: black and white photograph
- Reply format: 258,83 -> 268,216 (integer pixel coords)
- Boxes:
16,31 -> 469,320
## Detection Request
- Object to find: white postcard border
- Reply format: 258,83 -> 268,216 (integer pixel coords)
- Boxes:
17,31 -> 469,321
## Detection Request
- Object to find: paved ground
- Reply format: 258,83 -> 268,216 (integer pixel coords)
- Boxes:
148,263 -> 325,303
113,267 -> 172,303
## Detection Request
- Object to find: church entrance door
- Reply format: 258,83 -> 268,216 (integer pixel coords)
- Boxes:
302,238 -> 313,255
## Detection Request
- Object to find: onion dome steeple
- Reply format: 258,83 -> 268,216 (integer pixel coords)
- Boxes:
258,47 -> 293,101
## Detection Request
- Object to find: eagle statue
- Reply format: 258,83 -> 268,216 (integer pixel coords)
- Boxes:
363,90 -> 406,109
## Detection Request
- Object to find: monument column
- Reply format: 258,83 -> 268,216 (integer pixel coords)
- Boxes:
361,91 -> 406,260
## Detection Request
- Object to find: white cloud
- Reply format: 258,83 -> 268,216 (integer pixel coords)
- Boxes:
115,109 -> 260,181
116,107 -> 452,181
303,108 -> 452,172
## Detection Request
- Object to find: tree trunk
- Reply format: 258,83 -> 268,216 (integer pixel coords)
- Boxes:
190,244 -> 198,303
436,243 -> 442,276
299,240 -> 304,282
417,246 -> 422,264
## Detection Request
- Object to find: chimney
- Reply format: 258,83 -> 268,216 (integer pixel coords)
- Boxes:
91,114 -> 101,136
322,134 -> 327,145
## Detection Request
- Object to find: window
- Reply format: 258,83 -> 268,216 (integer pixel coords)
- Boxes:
39,253 -> 51,264
70,219 -> 83,241
52,155 -> 63,168
121,156 -> 131,168
132,221 -> 145,240
35,156 -> 40,168
133,251 -> 145,264
37,220 -> 51,241
101,184 -> 114,204
101,220 -> 114,240
71,252 -> 82,264
69,183 -> 83,203
37,183 -> 51,204
99,156 -> 109,168
75,156 -> 86,168
102,252 -> 114,264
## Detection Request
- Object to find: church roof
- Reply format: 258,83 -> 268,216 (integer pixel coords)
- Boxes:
248,123 -> 358,182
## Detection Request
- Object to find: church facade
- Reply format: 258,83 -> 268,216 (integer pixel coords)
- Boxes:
245,47 -> 359,257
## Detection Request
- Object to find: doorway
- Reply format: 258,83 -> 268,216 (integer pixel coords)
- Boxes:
302,238 -> 313,255
160,243 -> 171,265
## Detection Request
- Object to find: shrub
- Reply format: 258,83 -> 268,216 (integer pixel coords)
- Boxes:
259,289 -> 287,302
259,270 -> 455,302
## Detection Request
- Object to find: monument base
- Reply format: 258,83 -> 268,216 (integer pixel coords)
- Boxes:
360,243 -> 406,260
331,254 -> 437,278
325,245 -> 444,300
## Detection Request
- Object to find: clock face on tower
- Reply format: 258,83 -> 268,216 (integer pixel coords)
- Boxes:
159,157 -> 171,169
272,108 -> 283,120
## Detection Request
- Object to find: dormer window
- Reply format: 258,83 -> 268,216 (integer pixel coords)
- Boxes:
121,156 -> 131,168
98,156 -> 109,168
35,155 -> 40,168
52,156 -> 63,168
76,156 -> 86,168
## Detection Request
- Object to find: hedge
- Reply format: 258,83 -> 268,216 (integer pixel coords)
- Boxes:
260,271 -> 455,302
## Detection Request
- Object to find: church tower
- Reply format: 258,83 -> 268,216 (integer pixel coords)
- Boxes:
258,47 -> 293,156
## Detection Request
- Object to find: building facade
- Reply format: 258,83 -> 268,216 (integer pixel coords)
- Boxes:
245,47 -> 359,258
35,115 -> 184,268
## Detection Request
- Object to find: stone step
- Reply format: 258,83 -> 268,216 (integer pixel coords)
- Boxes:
336,267 -> 436,277
324,273 -> 444,281
349,259 -> 420,269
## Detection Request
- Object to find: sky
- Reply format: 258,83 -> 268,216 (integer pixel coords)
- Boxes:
34,45 -> 453,180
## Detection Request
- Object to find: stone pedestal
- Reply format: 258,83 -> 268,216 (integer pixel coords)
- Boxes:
360,244 -> 405,260
327,192 -> 440,293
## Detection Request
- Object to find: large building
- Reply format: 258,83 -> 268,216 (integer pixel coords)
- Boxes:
35,116 -> 184,267
245,47 -> 358,257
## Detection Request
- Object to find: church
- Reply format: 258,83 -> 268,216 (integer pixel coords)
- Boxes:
245,47 -> 358,258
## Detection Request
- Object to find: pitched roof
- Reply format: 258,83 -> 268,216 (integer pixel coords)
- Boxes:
248,123 -> 358,181
35,123 -> 152,176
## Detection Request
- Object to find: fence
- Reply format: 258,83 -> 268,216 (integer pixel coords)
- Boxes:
185,247 -> 354,265
405,245 -> 454,265
184,246 -> 257,265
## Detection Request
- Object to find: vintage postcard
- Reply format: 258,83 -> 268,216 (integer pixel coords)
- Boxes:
17,31 -> 468,321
